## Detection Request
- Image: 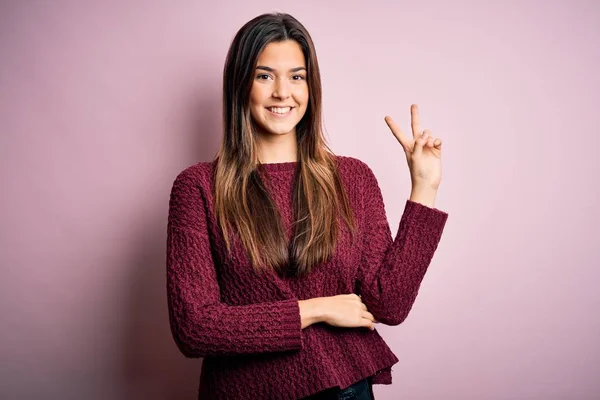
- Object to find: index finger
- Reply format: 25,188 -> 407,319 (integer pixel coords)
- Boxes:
384,116 -> 410,150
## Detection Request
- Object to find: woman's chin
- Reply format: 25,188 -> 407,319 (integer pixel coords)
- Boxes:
259,127 -> 297,137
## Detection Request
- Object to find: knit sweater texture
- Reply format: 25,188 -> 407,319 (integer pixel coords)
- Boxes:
166,155 -> 449,400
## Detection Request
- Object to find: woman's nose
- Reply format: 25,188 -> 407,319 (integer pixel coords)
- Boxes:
272,78 -> 291,99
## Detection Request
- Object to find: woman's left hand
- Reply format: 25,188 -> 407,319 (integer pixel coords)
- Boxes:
384,104 -> 442,190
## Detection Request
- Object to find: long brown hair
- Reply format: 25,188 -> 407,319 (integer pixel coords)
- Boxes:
214,13 -> 356,277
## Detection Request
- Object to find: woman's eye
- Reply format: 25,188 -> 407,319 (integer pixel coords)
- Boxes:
256,74 -> 271,79
256,74 -> 305,81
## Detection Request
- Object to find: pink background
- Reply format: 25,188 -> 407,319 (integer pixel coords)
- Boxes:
1,1 -> 599,399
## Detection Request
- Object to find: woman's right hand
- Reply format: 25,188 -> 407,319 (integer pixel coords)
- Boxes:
299,294 -> 378,330
319,294 -> 378,330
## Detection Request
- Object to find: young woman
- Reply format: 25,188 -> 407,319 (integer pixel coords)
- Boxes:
166,12 -> 448,400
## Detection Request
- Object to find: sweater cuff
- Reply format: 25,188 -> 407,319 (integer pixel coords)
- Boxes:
403,199 -> 448,231
277,298 -> 304,351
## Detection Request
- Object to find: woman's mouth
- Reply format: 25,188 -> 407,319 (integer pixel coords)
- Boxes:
267,106 -> 293,116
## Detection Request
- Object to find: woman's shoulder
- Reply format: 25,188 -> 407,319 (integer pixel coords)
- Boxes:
171,159 -> 217,188
333,154 -> 375,179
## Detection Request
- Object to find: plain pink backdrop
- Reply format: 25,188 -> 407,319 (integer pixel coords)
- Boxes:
1,1 -> 599,399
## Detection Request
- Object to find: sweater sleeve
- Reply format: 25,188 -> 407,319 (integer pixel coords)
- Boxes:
166,169 -> 303,357
355,163 -> 449,326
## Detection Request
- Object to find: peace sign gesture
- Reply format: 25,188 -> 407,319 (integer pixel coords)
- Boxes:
384,104 -> 442,191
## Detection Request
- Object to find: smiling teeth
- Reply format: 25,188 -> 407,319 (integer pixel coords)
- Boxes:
269,107 -> 291,114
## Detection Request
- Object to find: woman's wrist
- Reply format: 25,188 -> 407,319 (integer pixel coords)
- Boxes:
298,298 -> 326,329
409,185 -> 438,208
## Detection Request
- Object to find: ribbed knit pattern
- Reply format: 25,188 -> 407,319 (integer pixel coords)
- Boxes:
166,155 -> 449,400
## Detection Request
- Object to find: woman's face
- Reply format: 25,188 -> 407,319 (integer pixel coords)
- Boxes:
249,40 -> 309,139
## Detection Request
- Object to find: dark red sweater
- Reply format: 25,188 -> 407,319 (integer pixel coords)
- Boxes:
166,155 -> 448,399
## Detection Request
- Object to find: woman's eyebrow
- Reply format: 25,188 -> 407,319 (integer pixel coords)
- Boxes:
256,66 -> 307,72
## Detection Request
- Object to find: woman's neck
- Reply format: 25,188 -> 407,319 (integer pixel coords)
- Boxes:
256,131 -> 298,164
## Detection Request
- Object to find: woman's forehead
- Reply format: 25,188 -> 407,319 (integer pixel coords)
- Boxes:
256,41 -> 306,69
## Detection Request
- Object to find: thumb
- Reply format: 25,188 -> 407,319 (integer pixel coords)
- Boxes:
413,133 -> 426,158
